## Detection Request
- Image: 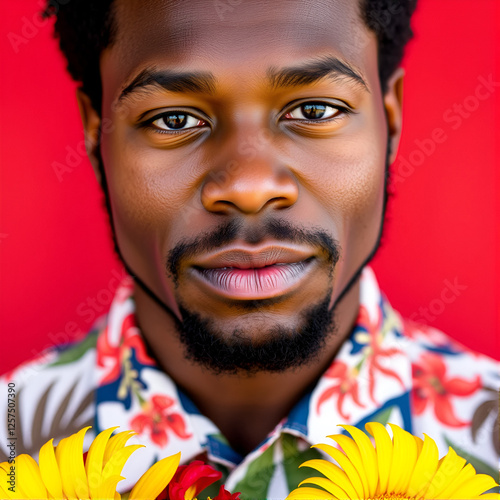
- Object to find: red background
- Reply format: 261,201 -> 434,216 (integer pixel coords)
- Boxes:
1,0 -> 499,372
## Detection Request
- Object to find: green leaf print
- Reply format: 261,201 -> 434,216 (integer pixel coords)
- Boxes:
48,330 -> 98,367
282,433 -> 323,492
233,443 -> 275,500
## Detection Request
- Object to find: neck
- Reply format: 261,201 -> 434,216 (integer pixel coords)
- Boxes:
133,279 -> 361,455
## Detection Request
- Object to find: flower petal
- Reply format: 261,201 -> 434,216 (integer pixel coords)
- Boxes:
312,444 -> 364,499
340,425 -> 378,498
388,423 -> 417,494
365,422 -> 392,496
299,459 -> 357,499
129,451 -> 181,500
103,430 -> 136,467
55,435 -> 77,499
39,439 -> 64,499
436,463 -> 476,499
286,486 -> 337,500
15,454 -> 48,499
447,474 -> 499,499
422,447 -> 466,498
328,434 -> 368,498
69,426 -> 91,499
94,474 -> 124,500
86,426 -> 119,498
101,444 -> 144,481
407,433 -> 439,497
299,476 -> 350,499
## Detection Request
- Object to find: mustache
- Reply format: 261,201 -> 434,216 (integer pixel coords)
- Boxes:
167,218 -> 341,284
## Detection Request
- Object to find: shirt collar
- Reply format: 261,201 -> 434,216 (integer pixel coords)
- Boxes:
94,267 -> 413,475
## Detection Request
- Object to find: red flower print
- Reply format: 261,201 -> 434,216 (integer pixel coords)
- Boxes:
356,305 -> 405,404
316,361 -> 364,419
130,394 -> 192,447
97,313 -> 156,384
412,352 -> 482,427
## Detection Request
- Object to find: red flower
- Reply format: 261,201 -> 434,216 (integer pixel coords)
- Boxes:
97,313 -> 156,384
156,460 -> 240,500
316,361 -> 364,419
130,394 -> 192,447
211,485 -> 241,500
356,305 -> 405,404
412,352 -> 482,427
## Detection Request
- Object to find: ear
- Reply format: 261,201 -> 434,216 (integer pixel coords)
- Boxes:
383,67 -> 404,165
76,89 -> 103,184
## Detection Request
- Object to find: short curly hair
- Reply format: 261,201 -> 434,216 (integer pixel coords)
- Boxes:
42,0 -> 417,114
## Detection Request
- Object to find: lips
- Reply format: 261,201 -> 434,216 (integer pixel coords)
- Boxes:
189,245 -> 317,300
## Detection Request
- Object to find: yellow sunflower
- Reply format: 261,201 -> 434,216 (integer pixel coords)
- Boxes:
287,422 -> 500,500
0,426 -> 180,500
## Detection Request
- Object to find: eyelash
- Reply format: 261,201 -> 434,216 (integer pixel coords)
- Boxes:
139,101 -> 353,134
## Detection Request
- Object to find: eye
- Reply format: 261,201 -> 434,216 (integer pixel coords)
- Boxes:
143,111 -> 207,133
284,102 -> 346,121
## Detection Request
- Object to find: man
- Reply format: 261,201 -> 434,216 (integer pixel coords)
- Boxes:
1,0 -> 498,498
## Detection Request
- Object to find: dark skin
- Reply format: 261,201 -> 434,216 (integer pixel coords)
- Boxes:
77,0 -> 403,454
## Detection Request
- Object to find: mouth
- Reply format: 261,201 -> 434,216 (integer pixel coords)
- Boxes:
189,245 -> 317,300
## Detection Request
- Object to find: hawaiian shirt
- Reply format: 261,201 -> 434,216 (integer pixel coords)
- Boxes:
1,267 -> 498,499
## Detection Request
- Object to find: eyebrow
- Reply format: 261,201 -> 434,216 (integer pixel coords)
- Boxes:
268,56 -> 369,92
116,55 -> 368,108
116,67 -> 217,106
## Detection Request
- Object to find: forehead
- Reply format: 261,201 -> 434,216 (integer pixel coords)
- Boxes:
103,0 -> 378,101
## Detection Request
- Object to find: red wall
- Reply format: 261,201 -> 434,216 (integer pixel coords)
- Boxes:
1,0 -> 499,372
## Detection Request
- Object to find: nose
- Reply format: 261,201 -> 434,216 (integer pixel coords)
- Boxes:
201,141 -> 299,215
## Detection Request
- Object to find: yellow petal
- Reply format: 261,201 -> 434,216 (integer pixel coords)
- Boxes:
55,427 -> 92,500
86,427 -> 119,497
129,452 -> 181,500
312,444 -> 364,499
286,486 -> 337,500
477,494 -> 500,499
365,422 -> 392,495
447,474 -> 499,499
422,447 -> 466,499
94,474 -> 124,500
339,425 -> 378,498
414,435 -> 424,456
299,476 -> 350,499
436,463 -> 476,499
101,445 -> 144,481
406,433 -> 439,497
15,454 -> 48,499
328,434 -> 368,498
55,436 -> 77,500
388,423 -> 417,494
103,430 -> 136,467
299,459 -> 357,499
69,426 -> 91,499
39,439 -> 64,500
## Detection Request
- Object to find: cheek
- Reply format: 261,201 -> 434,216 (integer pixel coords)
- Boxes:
100,126 -> 199,263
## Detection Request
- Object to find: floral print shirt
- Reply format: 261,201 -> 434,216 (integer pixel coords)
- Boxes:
1,267 -> 498,499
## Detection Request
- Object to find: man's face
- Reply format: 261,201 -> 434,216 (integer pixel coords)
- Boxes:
89,0 -> 400,372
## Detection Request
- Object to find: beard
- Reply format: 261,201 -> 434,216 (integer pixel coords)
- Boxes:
95,133 -> 391,375
173,288 -> 336,375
